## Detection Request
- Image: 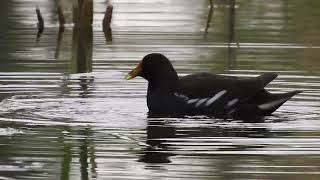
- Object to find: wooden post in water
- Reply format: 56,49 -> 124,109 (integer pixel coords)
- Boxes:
57,0 -> 65,31
36,7 -> 44,38
228,0 -> 236,69
103,0 -> 113,42
205,0 -> 214,35
55,0 -> 66,59
71,0 -> 93,73
73,0 -> 93,27
228,0 -> 235,44
71,26 -> 93,73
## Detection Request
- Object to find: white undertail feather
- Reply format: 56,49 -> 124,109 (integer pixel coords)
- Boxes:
258,98 -> 288,110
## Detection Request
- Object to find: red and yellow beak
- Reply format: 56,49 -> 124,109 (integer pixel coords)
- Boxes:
125,61 -> 142,80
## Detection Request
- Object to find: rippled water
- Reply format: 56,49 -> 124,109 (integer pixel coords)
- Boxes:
1,0 -> 320,179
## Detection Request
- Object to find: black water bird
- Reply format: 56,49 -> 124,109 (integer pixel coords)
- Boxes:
125,53 -> 302,121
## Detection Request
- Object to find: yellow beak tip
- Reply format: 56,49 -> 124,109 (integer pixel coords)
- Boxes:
125,74 -> 133,80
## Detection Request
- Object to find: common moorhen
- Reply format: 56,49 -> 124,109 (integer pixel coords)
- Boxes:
125,53 -> 302,121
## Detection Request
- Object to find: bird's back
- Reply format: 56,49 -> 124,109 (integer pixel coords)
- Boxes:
176,72 -> 277,99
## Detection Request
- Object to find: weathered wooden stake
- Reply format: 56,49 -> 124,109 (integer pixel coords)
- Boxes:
103,1 -> 113,28
58,0 -> 65,31
36,6 -> 44,38
74,0 -> 94,27
228,0 -> 235,44
103,1 -> 113,42
204,0 -> 214,35
70,0 -> 93,73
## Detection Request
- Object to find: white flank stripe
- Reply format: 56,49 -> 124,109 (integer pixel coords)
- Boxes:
174,93 -> 189,101
226,98 -> 239,108
227,109 -> 236,116
188,98 -> 199,104
195,98 -> 209,108
258,98 -> 288,110
205,90 -> 227,107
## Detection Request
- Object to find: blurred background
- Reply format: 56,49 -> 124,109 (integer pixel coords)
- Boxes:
0,0 -> 320,179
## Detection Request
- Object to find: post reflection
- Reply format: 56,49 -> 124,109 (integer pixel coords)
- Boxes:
60,127 -> 72,180
59,127 -> 97,180
55,28 -> 64,59
103,25 -> 112,43
79,128 -> 97,180
78,76 -> 94,98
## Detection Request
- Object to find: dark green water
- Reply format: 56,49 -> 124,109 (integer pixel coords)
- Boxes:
1,0 -> 320,179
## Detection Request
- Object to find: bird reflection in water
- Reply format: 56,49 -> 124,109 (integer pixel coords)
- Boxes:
139,113 -> 271,164
139,115 -> 176,164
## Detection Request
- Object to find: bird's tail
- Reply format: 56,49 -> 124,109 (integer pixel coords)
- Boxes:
258,90 -> 302,115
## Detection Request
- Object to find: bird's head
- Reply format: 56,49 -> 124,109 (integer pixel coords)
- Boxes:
125,53 -> 178,82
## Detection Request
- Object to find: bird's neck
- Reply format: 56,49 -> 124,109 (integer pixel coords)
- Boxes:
147,73 -> 179,95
